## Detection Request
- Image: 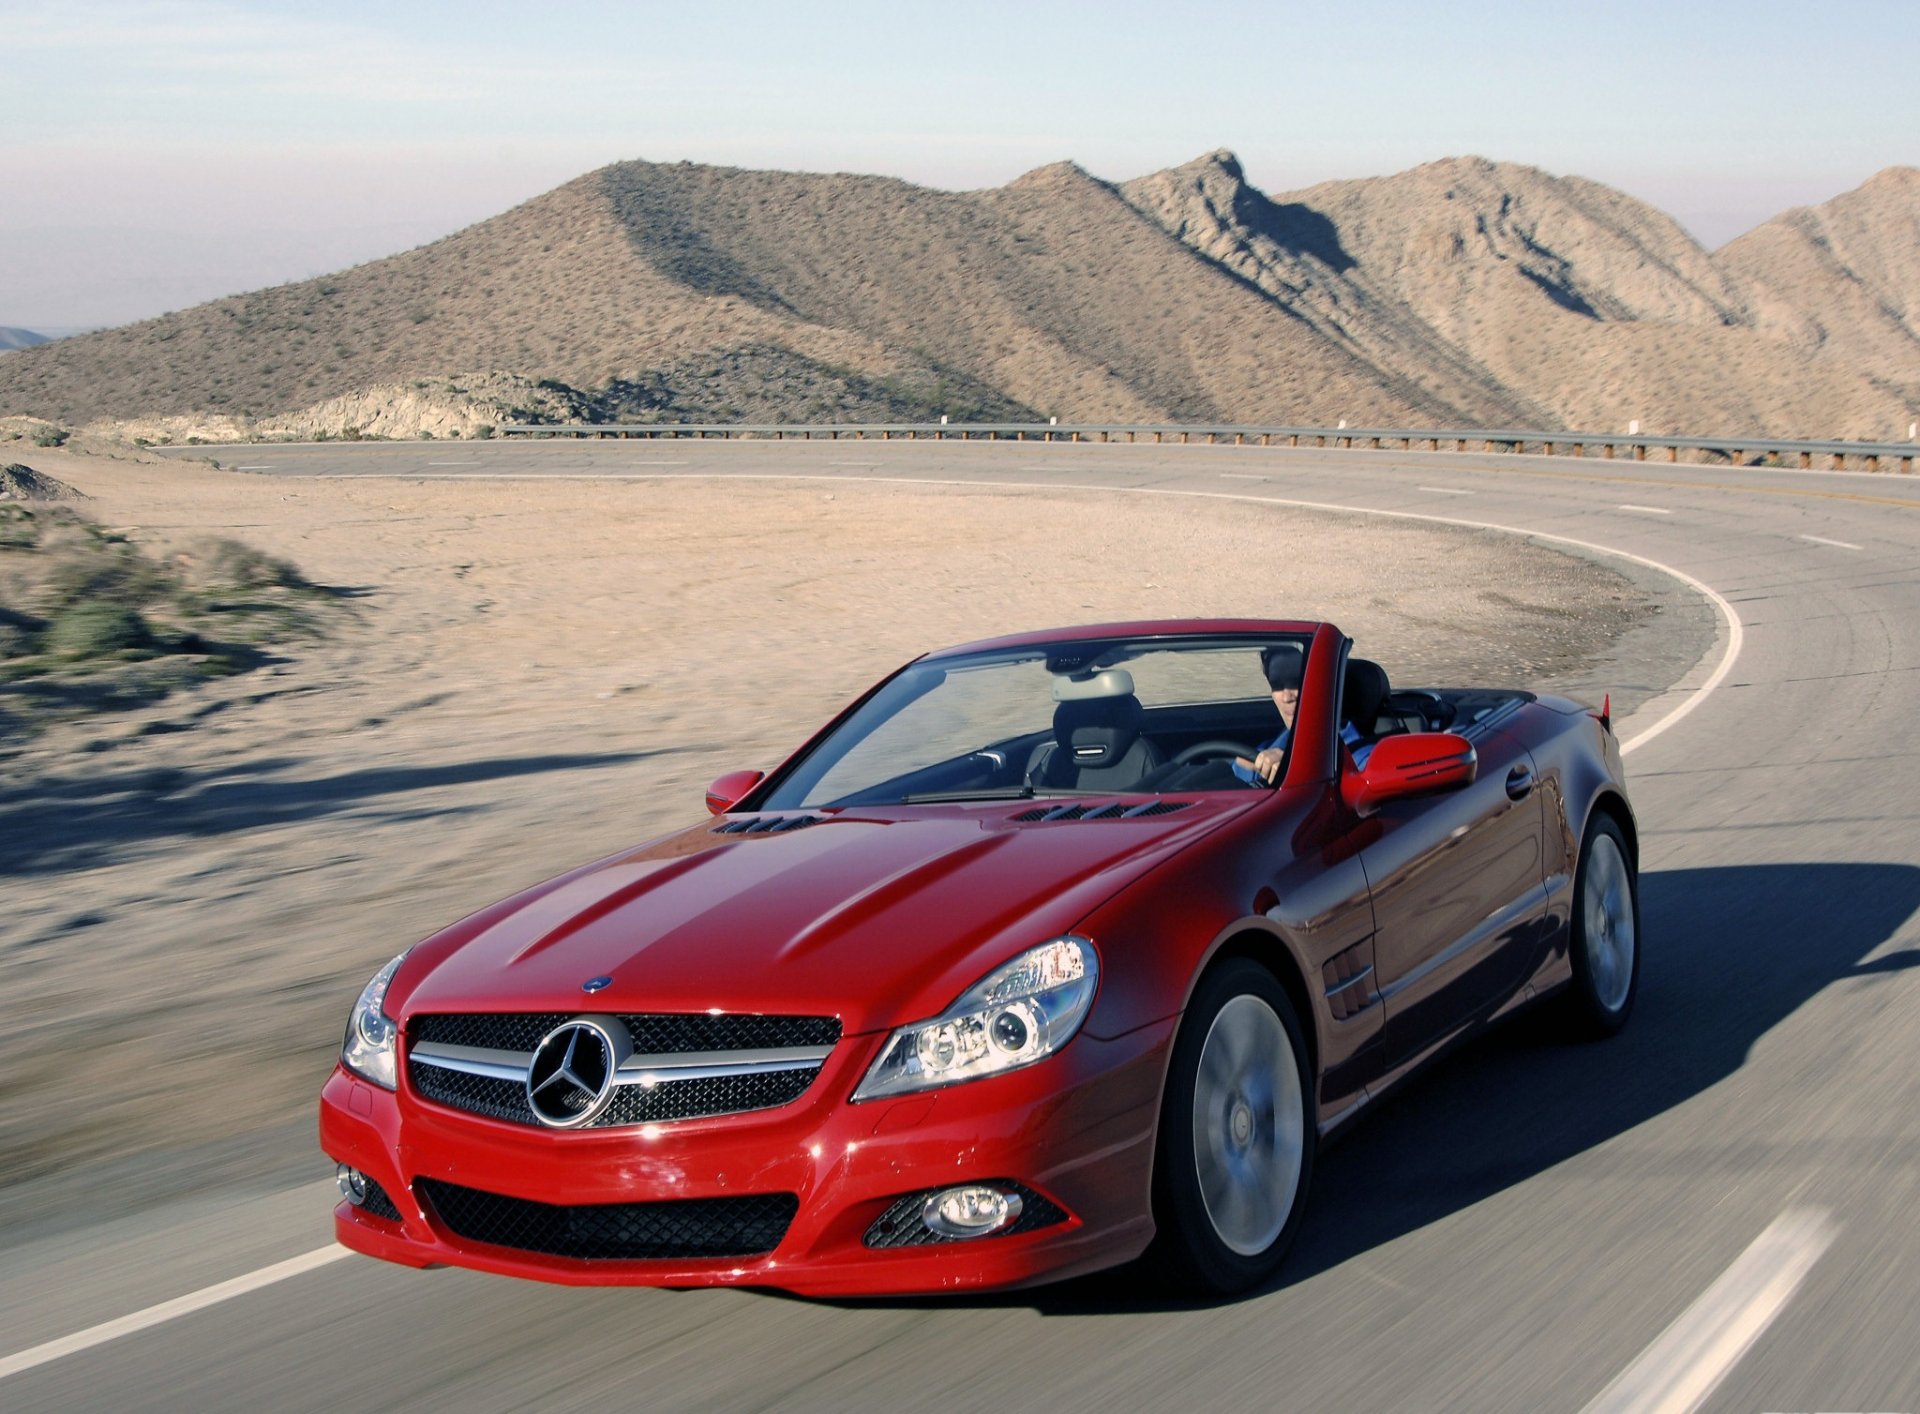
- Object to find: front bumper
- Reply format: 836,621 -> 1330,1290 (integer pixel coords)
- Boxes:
319,1019 -> 1174,1297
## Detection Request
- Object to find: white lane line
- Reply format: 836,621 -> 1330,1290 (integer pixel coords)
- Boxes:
1798,533 -> 1862,550
0,1245 -> 350,1382
1219,472 -> 1267,480
425,460 -> 481,466
1618,504 -> 1672,515
1417,485 -> 1474,496
1581,1208 -> 1835,1414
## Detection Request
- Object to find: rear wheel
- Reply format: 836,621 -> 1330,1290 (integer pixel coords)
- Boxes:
1563,814 -> 1639,1036
1152,958 -> 1315,1294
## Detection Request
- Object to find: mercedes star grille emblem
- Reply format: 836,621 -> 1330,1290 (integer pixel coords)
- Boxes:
525,1018 -> 626,1128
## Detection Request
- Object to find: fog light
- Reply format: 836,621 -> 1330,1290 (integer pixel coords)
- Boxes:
922,1185 -> 1024,1239
336,1164 -> 369,1205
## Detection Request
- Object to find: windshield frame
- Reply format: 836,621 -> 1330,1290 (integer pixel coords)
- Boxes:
748,631 -> 1316,812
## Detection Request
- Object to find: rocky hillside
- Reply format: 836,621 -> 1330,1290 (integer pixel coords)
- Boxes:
1125,152 -> 1915,439
1718,166 -> 1920,410
0,154 -> 1914,440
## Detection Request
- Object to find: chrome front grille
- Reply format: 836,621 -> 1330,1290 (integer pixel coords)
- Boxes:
406,1012 -> 840,1129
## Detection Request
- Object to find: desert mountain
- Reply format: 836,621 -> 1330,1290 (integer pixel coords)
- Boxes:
0,154 -> 1914,441
1718,166 -> 1920,408
1124,152 -> 1915,439
0,327 -> 50,353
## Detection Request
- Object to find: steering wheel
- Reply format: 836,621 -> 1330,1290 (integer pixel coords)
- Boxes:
1170,739 -> 1253,767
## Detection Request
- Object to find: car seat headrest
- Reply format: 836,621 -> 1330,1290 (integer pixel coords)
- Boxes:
1053,693 -> 1144,768
1343,658 -> 1391,735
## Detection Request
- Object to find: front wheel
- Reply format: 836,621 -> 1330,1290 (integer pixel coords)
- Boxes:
1562,814 -> 1640,1037
1151,959 -> 1315,1294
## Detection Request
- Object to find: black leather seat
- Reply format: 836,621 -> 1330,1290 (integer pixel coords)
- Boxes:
1029,693 -> 1166,790
1343,658 -> 1391,745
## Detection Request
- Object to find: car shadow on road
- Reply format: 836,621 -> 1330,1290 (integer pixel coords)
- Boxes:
0,750 -> 670,876
811,860 -> 1920,1316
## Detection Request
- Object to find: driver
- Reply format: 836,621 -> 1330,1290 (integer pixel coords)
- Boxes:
1232,646 -> 1369,786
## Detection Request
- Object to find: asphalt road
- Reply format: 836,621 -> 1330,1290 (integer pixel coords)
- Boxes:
9,438 -> 1920,1412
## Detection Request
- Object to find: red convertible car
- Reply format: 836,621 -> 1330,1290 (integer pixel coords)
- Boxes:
321,619 -> 1637,1296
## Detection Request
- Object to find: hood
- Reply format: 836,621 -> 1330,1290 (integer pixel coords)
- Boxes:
392,797 -> 1254,1035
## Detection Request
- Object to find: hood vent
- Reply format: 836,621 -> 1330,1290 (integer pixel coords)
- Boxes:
713,814 -> 824,835
1011,800 -> 1193,823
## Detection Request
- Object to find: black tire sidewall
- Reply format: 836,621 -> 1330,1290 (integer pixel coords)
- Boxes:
1567,814 -> 1640,1035
1152,957 -> 1316,1294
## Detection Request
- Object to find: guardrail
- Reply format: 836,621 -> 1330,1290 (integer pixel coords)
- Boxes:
496,420 -> 1919,472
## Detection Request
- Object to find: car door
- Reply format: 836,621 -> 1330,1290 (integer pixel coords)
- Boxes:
1356,721 -> 1550,1069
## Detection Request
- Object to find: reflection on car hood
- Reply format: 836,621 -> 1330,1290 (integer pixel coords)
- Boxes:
395,798 -> 1256,1035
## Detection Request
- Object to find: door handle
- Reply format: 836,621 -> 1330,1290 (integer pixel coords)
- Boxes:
1505,764 -> 1534,800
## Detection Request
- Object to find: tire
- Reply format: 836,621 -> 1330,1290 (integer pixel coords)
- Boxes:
1562,813 -> 1640,1037
1151,958 -> 1316,1294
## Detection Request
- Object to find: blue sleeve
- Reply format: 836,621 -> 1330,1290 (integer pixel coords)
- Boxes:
1343,721 -> 1373,768
1230,727 -> 1292,786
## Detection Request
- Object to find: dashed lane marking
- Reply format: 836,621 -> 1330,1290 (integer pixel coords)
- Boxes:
1618,504 -> 1672,515
1580,1208 -> 1836,1414
1417,486 -> 1474,495
0,1246 -> 351,1382
1798,534 -> 1863,550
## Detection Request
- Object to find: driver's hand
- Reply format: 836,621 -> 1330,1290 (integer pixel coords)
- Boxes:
1234,748 -> 1285,785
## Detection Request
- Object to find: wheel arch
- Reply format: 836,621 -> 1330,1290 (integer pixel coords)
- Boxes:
1189,923 -> 1320,1079
1586,788 -> 1639,871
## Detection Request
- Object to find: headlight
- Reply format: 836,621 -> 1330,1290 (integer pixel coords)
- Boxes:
340,951 -> 408,1090
853,938 -> 1098,1101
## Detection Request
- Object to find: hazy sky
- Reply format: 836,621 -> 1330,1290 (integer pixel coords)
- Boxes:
4,0 -> 1915,329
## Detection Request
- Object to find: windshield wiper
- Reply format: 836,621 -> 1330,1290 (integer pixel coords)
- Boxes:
900,787 -> 1037,804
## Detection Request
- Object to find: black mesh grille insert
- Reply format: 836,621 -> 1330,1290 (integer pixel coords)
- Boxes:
600,1067 -> 819,1125
360,1177 -> 403,1223
410,1064 -> 532,1124
412,1013 -> 840,1053
417,1179 -> 797,1261
863,1182 -> 1069,1248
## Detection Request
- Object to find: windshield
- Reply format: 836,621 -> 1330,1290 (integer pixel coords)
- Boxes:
759,635 -> 1310,809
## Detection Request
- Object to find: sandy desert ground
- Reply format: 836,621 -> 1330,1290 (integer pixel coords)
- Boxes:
0,448 -> 1667,1224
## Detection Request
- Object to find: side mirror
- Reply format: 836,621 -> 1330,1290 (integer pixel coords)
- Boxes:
1341,733 -> 1476,816
705,769 -> 765,816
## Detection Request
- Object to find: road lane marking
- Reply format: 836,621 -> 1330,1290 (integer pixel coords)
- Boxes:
1418,486 -> 1474,495
1219,472 -> 1267,480
1798,534 -> 1862,550
1618,504 -> 1672,515
1580,1208 -> 1835,1414
425,460 -> 481,466
0,1245 -> 351,1382
233,465 -> 275,470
